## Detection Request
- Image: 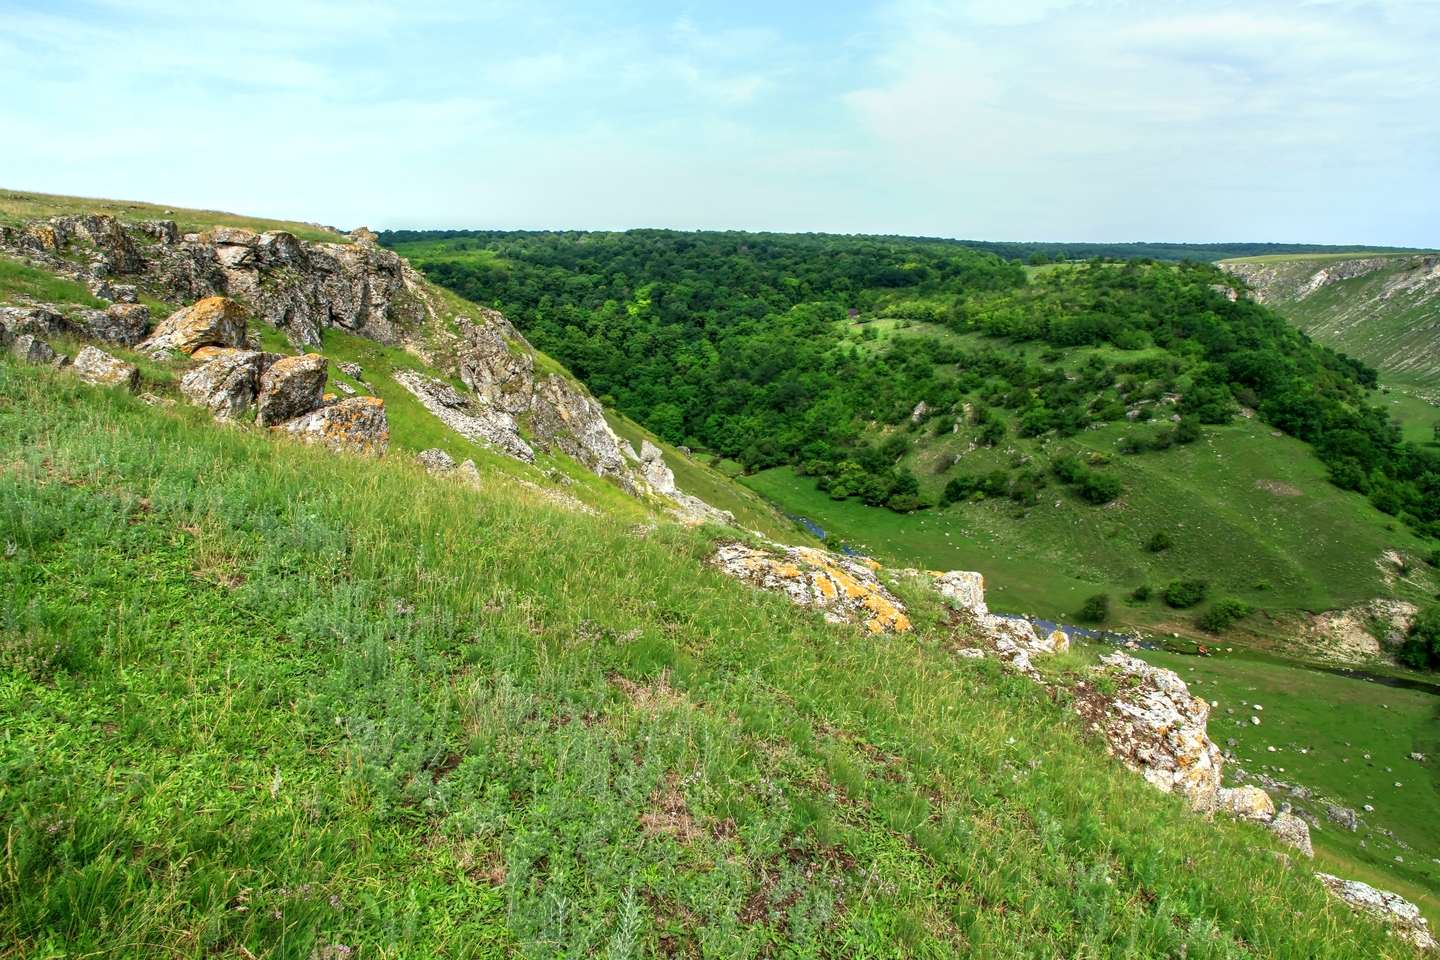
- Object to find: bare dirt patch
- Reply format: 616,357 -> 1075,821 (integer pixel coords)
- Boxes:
1255,479 -> 1302,497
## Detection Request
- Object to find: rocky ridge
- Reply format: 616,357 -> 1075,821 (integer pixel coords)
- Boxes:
0,214 -> 734,522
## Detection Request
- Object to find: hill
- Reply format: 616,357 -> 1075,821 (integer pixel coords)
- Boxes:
1221,254 -> 1440,391
2,190 -> 1435,954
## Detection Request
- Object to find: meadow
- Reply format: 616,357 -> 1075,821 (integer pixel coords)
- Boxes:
0,356 -> 1412,958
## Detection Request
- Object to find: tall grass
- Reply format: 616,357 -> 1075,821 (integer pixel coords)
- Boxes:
0,359 -> 1412,958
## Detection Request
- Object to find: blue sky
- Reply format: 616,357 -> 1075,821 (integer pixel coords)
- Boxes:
2,0 -> 1437,244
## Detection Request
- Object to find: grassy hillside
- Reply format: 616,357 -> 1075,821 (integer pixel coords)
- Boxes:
1,188 -> 351,245
4,358 -> 1418,957
1221,255 -> 1440,388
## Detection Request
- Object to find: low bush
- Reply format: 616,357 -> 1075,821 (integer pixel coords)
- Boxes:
1398,606 -> 1440,669
1145,532 -> 1173,553
1164,579 -> 1208,609
1199,598 -> 1252,633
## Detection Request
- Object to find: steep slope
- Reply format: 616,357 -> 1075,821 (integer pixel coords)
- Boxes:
1222,255 -> 1440,387
0,356 -> 1419,958
0,190 -> 761,534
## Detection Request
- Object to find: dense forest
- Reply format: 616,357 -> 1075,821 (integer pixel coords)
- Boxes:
382,229 -> 1439,538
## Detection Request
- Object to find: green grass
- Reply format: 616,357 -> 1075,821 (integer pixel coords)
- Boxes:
741,416 -> 1432,630
1134,647 -> 1440,925
0,188 -> 352,245
0,254 -> 109,309
0,358 -> 1412,957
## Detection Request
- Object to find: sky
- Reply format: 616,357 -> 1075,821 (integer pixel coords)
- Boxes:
1,0 -> 1437,245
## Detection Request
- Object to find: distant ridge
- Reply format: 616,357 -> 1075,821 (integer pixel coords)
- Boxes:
379,228 -> 1429,264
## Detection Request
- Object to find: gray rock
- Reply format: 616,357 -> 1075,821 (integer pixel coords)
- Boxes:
1,305 -> 70,341
337,361 -> 363,380
180,350 -> 261,420
9,334 -> 56,364
50,354 -> 70,369
256,353 -> 328,427
1269,812 -> 1314,857
1327,805 -> 1358,831
456,459 -> 482,487
393,368 -> 535,463
417,448 -> 457,474
73,345 -> 139,391
271,396 -> 389,456
78,303 -> 150,346
1316,873 -> 1438,950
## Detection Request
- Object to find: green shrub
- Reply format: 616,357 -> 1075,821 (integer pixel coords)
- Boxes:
887,493 -> 920,513
1077,471 -> 1122,504
1129,584 -> 1152,603
1164,579 -> 1207,609
1078,593 -> 1110,623
1199,598 -> 1252,632
1145,532 -> 1172,552
1398,606 -> 1440,669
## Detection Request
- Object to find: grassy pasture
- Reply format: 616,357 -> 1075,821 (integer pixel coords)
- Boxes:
0,357 -> 1411,958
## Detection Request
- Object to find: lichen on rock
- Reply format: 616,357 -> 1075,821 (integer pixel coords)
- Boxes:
140,296 -> 248,356
271,396 -> 389,456
72,345 -> 139,391
1316,873 -> 1437,950
709,542 -> 910,633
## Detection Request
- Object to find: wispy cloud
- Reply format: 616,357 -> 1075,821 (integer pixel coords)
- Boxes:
0,0 -> 1434,243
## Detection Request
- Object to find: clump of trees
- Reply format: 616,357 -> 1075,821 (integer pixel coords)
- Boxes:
1399,607 -> 1440,669
1079,593 -> 1111,623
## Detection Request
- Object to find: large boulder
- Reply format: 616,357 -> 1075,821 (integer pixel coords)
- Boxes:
271,396 -> 389,455
77,303 -> 150,346
1093,651 -> 1223,813
708,542 -> 911,634
9,334 -> 57,365
1316,874 -> 1438,950
933,570 -> 988,615
180,350 -> 261,420
1217,785 -> 1275,822
73,345 -> 139,391
139,297 -> 248,355
256,353 -> 328,427
1,306 -> 69,342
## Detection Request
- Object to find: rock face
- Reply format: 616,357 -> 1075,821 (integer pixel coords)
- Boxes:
73,346 -> 139,391
77,304 -> 151,346
709,542 -> 911,634
394,369 -> 537,463
1217,785 -> 1275,822
1316,874 -> 1438,950
256,354 -> 328,427
181,350 -> 262,420
140,297 -> 248,356
272,396 -> 389,456
930,569 -> 1064,663
630,439 -> 736,526
1,306 -> 70,342
1093,651 -> 1223,813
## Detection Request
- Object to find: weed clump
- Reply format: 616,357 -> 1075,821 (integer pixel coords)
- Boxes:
1145,532 -> 1173,553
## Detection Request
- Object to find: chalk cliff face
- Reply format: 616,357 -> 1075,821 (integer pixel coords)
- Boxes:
0,214 -> 727,517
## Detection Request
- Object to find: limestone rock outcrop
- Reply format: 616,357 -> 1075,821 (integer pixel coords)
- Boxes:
181,350 -> 262,420
1216,785 -> 1275,823
1,306 -> 69,341
140,297 -> 248,356
708,542 -> 911,634
77,303 -> 150,346
1092,651 -> 1222,813
256,353 -> 328,427
1269,812 -> 1313,858
629,439 -> 736,526
73,346 -> 139,391
394,369 -> 536,463
272,396 -> 389,456
1316,873 -> 1438,950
